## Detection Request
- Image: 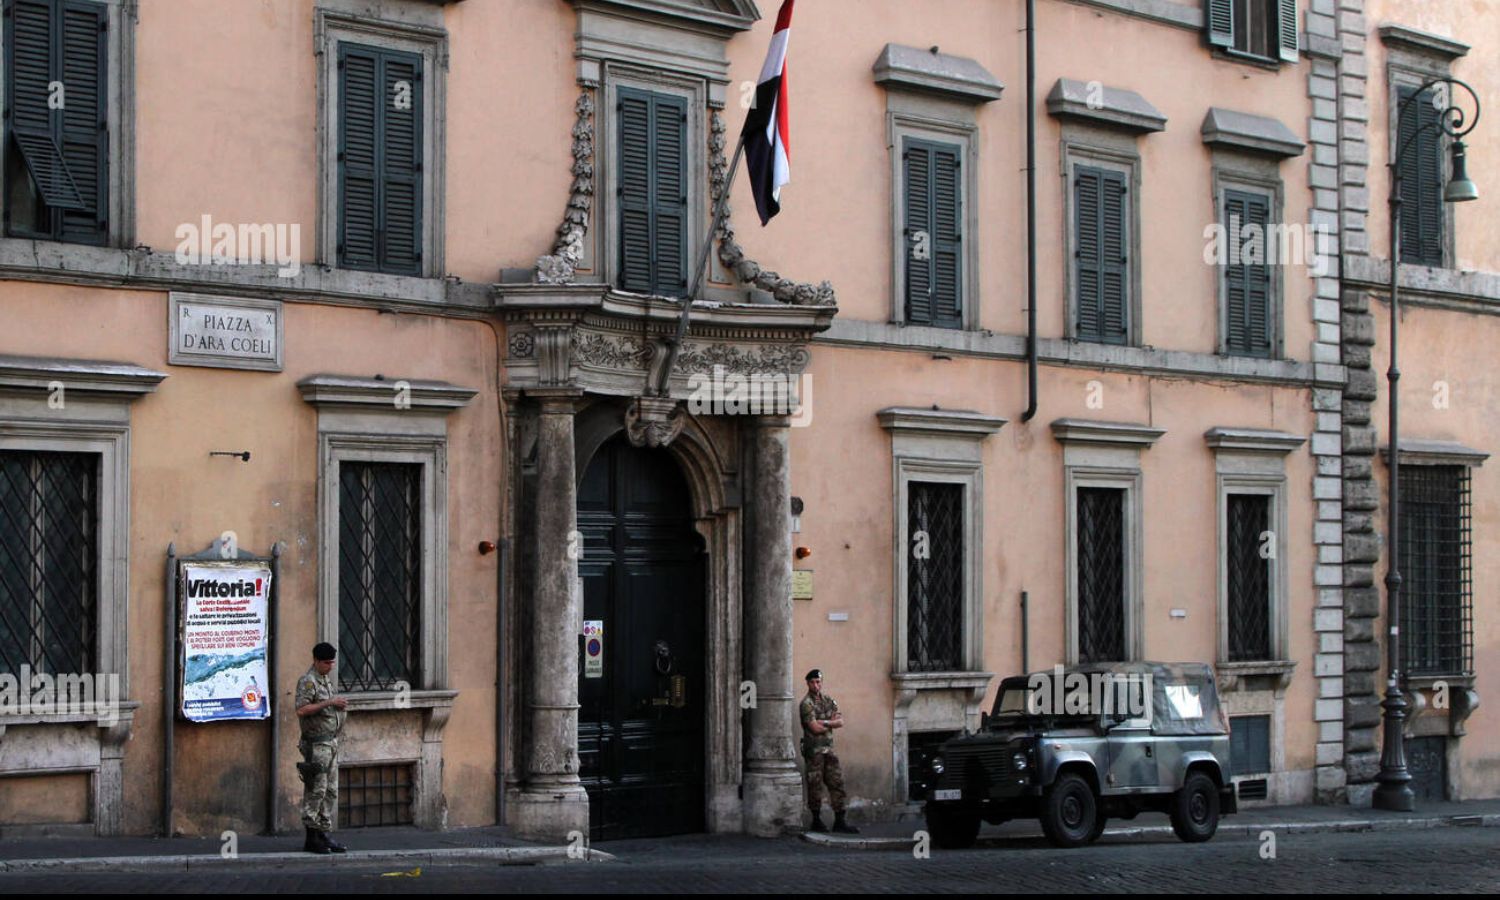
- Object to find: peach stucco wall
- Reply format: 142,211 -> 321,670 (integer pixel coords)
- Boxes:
0,279 -> 503,832
789,346 -> 1320,799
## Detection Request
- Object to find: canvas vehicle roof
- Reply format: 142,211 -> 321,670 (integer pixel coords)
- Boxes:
1012,661 -> 1226,736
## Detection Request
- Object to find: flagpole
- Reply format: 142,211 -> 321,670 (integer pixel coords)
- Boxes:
654,132 -> 747,397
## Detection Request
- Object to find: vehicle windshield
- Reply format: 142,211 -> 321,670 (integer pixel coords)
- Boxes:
993,686 -> 1032,716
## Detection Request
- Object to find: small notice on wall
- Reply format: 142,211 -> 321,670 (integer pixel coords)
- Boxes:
169,292 -> 283,372
583,620 -> 604,678
180,562 -> 272,722
792,570 -> 814,600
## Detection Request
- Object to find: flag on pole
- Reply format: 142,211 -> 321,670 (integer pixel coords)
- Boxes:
742,0 -> 794,226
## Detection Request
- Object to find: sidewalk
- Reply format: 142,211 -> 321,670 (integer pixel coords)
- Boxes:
0,825 -> 613,873
803,798 -> 1500,850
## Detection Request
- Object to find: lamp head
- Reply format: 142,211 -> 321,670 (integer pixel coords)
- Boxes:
1445,140 -> 1479,203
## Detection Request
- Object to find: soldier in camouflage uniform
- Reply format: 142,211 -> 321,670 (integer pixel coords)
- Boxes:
295,642 -> 347,854
799,668 -> 858,834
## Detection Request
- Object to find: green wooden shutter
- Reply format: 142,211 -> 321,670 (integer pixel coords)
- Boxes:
617,88 -> 687,297
1277,0 -> 1299,63
1206,0 -> 1234,48
903,138 -> 962,328
902,140 -> 932,325
338,43 -> 422,275
1397,85 -> 1443,266
1224,190 -> 1272,357
617,88 -> 652,294
1075,165 -> 1127,344
379,49 -> 422,276
652,93 -> 686,296
5,0 -> 106,242
339,43 -> 379,270
57,0 -> 106,243
931,144 -> 962,329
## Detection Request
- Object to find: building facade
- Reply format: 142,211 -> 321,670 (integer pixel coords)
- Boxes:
0,0 -> 1492,841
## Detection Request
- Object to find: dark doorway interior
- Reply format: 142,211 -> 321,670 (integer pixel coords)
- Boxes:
577,434 -> 706,841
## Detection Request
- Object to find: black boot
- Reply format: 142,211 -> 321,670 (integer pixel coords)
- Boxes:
304,826 -> 331,854
832,811 -> 860,834
808,810 -> 827,832
321,830 -> 347,853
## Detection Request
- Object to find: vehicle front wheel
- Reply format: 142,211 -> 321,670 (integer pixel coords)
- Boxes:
924,802 -> 981,849
1087,814 -> 1107,844
1039,773 -> 1097,848
1170,771 -> 1221,843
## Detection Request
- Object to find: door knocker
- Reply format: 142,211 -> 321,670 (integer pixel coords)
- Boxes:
653,639 -> 675,676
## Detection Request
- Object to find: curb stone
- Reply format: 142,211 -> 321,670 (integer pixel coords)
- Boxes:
800,813 -> 1500,850
0,845 -> 615,874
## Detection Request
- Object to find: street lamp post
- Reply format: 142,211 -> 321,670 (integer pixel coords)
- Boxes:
1373,77 -> 1481,813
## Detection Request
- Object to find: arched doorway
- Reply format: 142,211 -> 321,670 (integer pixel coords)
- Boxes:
576,433 -> 706,841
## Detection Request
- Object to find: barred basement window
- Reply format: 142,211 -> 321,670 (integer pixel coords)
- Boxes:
0,450 -> 97,676
907,481 -> 963,671
339,763 -> 414,827
1230,714 -> 1271,775
1226,493 -> 1272,661
1398,465 -> 1472,677
1077,486 -> 1126,663
338,461 -> 422,691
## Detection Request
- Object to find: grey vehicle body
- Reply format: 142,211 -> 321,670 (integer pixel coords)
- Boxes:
924,661 -> 1238,848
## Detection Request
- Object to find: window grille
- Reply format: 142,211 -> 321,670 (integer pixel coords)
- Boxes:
1398,465 -> 1471,676
907,481 -> 963,672
1227,493 -> 1272,661
0,450 -> 97,676
338,461 -> 421,691
1077,486 -> 1126,663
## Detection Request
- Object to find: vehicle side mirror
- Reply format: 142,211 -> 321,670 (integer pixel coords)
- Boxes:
980,711 -> 990,730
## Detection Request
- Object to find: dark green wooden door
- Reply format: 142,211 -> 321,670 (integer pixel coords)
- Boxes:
577,435 -> 705,841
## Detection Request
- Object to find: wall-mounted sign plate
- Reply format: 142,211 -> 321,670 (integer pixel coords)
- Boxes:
792,569 -> 814,600
169,292 -> 283,372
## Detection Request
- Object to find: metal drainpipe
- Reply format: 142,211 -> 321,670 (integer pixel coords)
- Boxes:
267,542 -> 281,835
1021,590 -> 1030,674
163,543 -> 176,837
1020,0 -> 1039,422
496,536 -> 509,828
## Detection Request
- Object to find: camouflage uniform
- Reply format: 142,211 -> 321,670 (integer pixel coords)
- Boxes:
799,691 -> 846,813
295,666 -> 346,832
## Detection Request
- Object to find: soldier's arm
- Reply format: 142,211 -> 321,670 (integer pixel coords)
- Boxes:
827,699 -> 844,728
801,701 -> 827,734
294,681 -> 329,717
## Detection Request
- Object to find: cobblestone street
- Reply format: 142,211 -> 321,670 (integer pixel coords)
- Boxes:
2,825 -> 1495,893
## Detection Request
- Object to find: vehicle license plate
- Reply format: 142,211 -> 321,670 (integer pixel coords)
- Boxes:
933,789 -> 962,801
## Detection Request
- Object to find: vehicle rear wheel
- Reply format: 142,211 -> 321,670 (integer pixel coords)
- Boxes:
924,802 -> 981,849
1040,773 -> 1097,848
1170,772 -> 1220,843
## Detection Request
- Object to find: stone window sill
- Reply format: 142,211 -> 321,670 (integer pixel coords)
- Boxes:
0,701 -> 138,729
341,689 -> 458,713
1407,674 -> 1474,690
891,672 -> 993,692
1217,660 -> 1296,691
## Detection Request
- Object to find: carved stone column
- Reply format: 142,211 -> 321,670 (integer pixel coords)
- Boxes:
511,392 -> 590,840
742,415 -> 802,836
